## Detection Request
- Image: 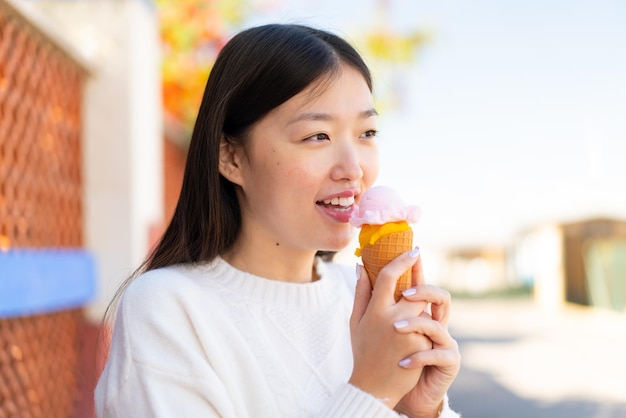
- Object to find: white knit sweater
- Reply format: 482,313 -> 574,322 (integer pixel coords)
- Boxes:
95,257 -> 460,417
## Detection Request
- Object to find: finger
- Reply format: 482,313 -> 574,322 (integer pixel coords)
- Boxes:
350,264 -> 372,332
392,316 -> 453,349
411,246 -> 425,287
394,296 -> 429,317
398,345 -> 462,374
401,285 -> 451,327
394,319 -> 460,370
370,247 -> 420,308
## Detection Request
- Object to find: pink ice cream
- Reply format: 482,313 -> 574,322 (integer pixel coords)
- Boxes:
350,186 -> 420,227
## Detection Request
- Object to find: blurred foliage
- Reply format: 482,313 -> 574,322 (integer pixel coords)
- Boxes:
364,29 -> 428,64
359,26 -> 429,111
356,1 -> 430,112
157,0 -> 246,134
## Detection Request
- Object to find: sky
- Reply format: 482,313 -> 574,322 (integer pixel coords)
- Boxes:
244,0 -> 626,250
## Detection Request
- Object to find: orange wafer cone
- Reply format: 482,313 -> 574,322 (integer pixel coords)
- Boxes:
360,229 -> 413,301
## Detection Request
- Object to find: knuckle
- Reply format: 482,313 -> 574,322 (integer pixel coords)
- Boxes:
451,338 -> 460,353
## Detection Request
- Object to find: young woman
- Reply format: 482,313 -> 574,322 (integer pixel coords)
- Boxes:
95,24 -> 461,417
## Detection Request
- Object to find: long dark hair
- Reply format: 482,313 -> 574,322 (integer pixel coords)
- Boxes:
96,25 -> 375,364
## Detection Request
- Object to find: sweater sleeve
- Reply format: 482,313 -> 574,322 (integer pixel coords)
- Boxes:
317,383 -> 402,418
438,394 -> 462,418
318,386 -> 461,418
98,361 -> 230,418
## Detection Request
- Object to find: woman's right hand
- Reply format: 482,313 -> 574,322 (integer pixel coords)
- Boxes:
349,249 -> 432,409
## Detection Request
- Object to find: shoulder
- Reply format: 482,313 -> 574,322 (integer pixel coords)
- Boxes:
97,263 -> 234,415
119,265 -> 200,317
116,262 -> 229,337
111,262 -> 233,367
124,264 -> 197,300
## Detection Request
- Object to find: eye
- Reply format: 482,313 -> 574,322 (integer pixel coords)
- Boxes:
360,129 -> 378,139
304,133 -> 330,142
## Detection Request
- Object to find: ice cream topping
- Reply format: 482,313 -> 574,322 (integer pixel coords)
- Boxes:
350,186 -> 420,227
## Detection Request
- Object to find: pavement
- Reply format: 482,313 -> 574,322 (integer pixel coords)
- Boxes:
446,297 -> 626,418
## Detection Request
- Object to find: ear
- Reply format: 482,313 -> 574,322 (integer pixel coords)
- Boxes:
218,137 -> 245,186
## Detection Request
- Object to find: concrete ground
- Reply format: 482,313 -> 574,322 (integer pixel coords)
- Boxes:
446,297 -> 626,418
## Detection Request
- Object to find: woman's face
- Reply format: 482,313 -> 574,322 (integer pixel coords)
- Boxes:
225,64 -> 379,256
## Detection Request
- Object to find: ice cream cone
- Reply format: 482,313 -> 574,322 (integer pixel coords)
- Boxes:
361,229 -> 413,301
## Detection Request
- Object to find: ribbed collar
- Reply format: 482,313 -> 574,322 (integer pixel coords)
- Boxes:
197,257 -> 339,309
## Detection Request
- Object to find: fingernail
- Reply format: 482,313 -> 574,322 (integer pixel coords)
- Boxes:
409,246 -> 420,258
402,288 -> 417,297
398,358 -> 411,368
355,263 -> 362,279
394,320 -> 409,329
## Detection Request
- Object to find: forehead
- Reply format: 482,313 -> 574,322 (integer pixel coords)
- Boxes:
305,63 -> 371,101
272,65 -> 374,121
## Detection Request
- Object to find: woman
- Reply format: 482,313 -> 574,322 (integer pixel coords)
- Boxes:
95,24 -> 461,417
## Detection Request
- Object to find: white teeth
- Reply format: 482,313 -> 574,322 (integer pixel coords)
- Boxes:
322,196 -> 354,207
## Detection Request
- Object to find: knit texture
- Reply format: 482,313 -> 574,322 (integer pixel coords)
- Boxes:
95,257 -> 460,417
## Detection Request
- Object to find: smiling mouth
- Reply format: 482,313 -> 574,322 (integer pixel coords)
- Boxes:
316,196 -> 355,212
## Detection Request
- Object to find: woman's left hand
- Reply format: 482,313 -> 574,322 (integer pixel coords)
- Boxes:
394,257 -> 461,418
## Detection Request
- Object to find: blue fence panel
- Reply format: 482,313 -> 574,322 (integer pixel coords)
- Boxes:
0,249 -> 97,317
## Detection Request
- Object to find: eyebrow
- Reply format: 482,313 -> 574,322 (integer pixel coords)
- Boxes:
287,108 -> 378,125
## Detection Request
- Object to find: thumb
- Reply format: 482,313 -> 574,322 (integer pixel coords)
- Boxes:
350,264 -> 371,332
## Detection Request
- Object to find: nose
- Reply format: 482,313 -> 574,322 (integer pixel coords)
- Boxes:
330,140 -> 364,182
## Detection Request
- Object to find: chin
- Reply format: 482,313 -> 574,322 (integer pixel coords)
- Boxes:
326,235 -> 355,253
320,244 -> 347,253
315,225 -> 356,253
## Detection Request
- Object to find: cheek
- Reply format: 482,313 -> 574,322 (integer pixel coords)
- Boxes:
255,147 -> 290,178
280,151 -> 324,178
261,155 -> 315,197
282,163 -> 317,189
239,152 -> 285,199
270,155 -> 301,179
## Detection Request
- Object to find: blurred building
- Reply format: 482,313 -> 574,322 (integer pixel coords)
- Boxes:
516,218 -> 626,313
0,0 -> 162,416
438,246 -> 516,295
442,217 -> 626,314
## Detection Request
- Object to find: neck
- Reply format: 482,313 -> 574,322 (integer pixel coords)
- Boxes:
222,239 -> 318,283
